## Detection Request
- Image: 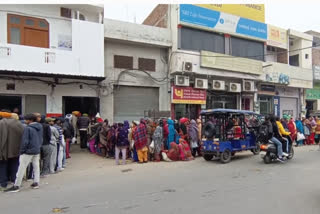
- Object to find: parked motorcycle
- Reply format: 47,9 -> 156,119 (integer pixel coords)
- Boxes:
260,135 -> 294,164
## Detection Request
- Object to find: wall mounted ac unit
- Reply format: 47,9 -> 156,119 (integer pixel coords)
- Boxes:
195,78 -> 208,89
175,75 -> 190,87
243,80 -> 255,92
229,83 -> 241,93
182,61 -> 193,72
212,80 -> 226,91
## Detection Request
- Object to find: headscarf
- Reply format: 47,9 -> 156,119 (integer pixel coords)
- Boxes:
188,119 -> 199,141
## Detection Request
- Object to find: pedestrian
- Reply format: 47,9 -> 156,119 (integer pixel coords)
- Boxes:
71,111 -> 79,144
54,118 -> 64,172
163,119 -> 169,149
295,118 -> 304,147
134,119 -> 148,163
287,117 -> 297,144
115,121 -> 130,165
63,114 -> 74,158
153,120 -> 164,162
0,113 -> 24,190
146,118 -> 154,161
315,118 -> 320,145
188,119 -> 199,157
47,118 -> 59,174
77,113 -> 90,149
309,117 -> 316,145
34,113 -> 52,177
5,114 -> 43,192
167,119 -> 176,149
99,119 -> 110,157
303,119 -> 311,145
129,121 -> 139,162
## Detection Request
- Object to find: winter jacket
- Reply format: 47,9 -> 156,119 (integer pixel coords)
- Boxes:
63,120 -> 74,139
42,123 -> 52,146
5,119 -> 24,159
20,122 -> 43,155
49,125 -> 59,146
77,116 -> 90,130
276,121 -> 290,136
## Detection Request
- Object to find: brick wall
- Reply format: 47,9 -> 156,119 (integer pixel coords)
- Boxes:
312,48 -> 320,66
142,4 -> 168,28
277,50 -> 288,64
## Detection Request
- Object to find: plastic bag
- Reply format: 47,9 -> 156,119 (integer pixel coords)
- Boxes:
297,132 -> 305,141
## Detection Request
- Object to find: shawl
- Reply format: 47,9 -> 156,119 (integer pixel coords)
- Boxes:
134,121 -> 148,150
167,119 -> 176,149
188,120 -> 199,142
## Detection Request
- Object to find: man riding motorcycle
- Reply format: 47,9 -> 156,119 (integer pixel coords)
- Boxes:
262,116 -> 288,162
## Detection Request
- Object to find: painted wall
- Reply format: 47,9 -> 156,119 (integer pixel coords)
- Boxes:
101,40 -> 170,123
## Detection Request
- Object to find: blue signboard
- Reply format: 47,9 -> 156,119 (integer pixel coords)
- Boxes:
180,4 -> 267,40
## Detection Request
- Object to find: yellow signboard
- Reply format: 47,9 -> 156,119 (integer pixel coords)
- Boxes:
197,4 -> 265,23
267,25 -> 288,49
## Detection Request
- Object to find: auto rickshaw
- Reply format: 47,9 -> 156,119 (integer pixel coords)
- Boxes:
200,109 -> 263,163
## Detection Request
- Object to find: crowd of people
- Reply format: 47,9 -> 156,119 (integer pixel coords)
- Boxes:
0,111 -> 75,193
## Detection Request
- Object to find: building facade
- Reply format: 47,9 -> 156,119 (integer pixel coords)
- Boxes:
144,4 -> 313,120
0,4 -> 104,117
102,19 -> 172,123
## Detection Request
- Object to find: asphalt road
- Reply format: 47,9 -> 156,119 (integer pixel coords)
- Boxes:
1,145 -> 320,214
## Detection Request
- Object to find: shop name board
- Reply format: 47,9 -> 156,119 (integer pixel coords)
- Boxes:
197,4 -> 265,23
172,86 -> 206,104
314,66 -> 320,81
306,89 -> 320,100
267,25 -> 288,49
180,4 -> 267,40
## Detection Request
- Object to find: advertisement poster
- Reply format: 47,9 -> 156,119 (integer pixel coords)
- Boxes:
172,86 -> 207,104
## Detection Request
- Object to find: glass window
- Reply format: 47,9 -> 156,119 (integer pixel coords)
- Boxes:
231,37 -> 264,61
25,19 -> 35,26
39,21 -> 48,28
10,27 -> 21,44
10,16 -> 20,24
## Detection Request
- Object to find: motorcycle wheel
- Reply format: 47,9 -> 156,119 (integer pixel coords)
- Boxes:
251,141 -> 261,155
287,146 -> 294,159
203,154 -> 214,161
220,149 -> 232,164
263,154 -> 271,164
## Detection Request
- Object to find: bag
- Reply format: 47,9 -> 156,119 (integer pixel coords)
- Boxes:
161,152 -> 172,162
72,137 -> 77,144
259,124 -> 272,139
297,132 -> 305,141
150,140 -> 155,149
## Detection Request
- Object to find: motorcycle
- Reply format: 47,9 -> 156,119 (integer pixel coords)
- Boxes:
260,135 -> 294,164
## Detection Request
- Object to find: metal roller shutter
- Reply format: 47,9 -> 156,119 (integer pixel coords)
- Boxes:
114,86 -> 159,122
25,95 -> 46,115
280,97 -> 298,119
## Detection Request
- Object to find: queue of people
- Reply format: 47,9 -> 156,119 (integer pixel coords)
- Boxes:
0,111 -> 74,193
77,115 -> 203,165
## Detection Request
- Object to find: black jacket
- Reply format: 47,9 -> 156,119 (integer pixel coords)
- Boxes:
272,121 -> 282,139
77,117 -> 90,130
42,123 -> 51,146
63,120 -> 74,139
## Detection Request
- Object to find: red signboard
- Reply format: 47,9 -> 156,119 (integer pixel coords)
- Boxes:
46,113 -> 63,118
172,86 -> 206,104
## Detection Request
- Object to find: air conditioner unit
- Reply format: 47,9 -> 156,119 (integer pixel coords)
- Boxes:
212,80 -> 226,91
195,78 -> 208,89
229,83 -> 241,93
243,80 -> 255,92
183,61 -> 193,72
175,75 -> 190,86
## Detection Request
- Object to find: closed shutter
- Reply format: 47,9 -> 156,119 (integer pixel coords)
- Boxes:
280,97 -> 298,119
114,86 -> 159,122
25,95 -> 46,115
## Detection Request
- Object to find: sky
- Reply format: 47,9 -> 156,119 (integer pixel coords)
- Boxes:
104,2 -> 320,32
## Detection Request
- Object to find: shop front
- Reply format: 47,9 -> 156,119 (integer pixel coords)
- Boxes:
171,86 -> 206,120
206,91 -> 238,110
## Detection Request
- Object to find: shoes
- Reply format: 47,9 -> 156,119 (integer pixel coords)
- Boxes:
40,174 -> 49,178
30,183 -> 39,189
143,161 -> 148,163
4,186 -> 20,193
277,157 -> 284,162
283,153 -> 289,157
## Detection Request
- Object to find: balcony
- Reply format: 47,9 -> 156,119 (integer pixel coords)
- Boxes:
262,62 -> 313,88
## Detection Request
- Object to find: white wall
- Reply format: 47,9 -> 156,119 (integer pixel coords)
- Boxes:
101,40 -> 170,122
289,37 -> 312,69
0,78 -> 98,114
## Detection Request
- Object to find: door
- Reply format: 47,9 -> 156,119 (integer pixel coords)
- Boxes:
280,97 -> 298,119
24,28 -> 49,48
25,95 -> 46,115
0,95 -> 22,113
114,86 -> 159,122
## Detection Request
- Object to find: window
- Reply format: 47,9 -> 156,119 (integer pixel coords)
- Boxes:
230,37 -> 264,61
114,55 -> 133,69
61,7 -> 72,18
180,27 -> 225,54
79,14 -> 86,21
7,14 -> 49,48
289,54 -> 299,66
138,58 -> 156,71
305,54 -> 309,59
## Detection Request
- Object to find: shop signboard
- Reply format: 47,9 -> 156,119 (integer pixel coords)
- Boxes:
179,4 -> 267,40
274,96 -> 280,117
172,86 -> 206,104
314,65 -> 320,81
306,89 -> 320,100
267,25 -> 288,49
197,4 -> 265,23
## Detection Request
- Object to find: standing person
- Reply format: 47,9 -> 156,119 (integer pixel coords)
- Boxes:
162,119 -> 169,149
153,120 -> 164,162
309,117 -> 316,145
315,118 -> 320,145
5,114 -> 43,193
295,118 -> 304,147
188,120 -> 199,157
99,119 -> 110,157
0,114 -> 24,190
146,119 -> 154,161
63,114 -> 74,159
47,118 -> 59,174
179,117 -> 189,140
167,119 -> 176,150
129,121 -> 139,162
303,119 -> 311,145
134,119 -> 148,163
196,118 -> 203,156
34,114 -> 52,177
77,113 -> 90,149
115,122 -> 129,165
71,111 -> 79,144
54,118 -> 64,172
287,117 -> 297,145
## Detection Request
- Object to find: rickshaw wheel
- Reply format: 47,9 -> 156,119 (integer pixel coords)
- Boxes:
251,142 -> 261,155
203,154 -> 214,161
220,150 -> 232,163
